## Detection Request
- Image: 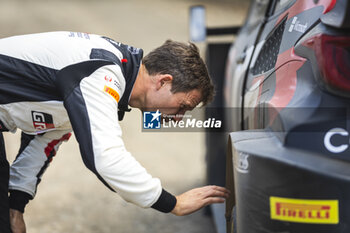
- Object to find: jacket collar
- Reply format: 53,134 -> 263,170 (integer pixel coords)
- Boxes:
103,37 -> 143,121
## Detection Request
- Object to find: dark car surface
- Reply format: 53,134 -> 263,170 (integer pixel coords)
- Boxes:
200,0 -> 350,232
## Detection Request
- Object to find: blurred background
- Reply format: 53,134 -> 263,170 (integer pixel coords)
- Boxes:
1,0 -> 247,232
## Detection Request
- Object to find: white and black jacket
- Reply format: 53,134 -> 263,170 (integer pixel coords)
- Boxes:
0,32 -> 176,213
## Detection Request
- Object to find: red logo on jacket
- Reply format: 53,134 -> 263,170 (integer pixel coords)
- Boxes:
104,76 -> 112,82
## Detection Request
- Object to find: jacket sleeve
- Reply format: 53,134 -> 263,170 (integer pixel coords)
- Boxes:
9,130 -> 71,212
57,61 -> 176,212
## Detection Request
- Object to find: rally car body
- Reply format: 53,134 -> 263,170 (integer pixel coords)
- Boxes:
193,0 -> 350,232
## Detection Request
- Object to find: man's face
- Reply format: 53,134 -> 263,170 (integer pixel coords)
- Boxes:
144,83 -> 202,122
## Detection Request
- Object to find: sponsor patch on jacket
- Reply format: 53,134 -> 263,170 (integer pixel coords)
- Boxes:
32,111 -> 55,131
270,196 -> 339,224
103,85 -> 120,102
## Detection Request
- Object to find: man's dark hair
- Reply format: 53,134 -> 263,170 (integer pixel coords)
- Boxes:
142,40 -> 214,106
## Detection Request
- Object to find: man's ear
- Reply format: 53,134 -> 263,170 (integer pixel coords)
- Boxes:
156,74 -> 173,90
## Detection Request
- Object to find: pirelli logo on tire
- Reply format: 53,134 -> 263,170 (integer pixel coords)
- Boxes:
270,196 -> 339,224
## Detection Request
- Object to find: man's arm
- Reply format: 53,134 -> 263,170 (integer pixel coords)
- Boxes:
57,62 -> 169,209
9,130 -> 71,233
9,209 -> 26,233
9,130 -> 72,212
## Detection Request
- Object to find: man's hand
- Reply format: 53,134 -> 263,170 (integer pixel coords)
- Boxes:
10,209 -> 26,233
171,185 -> 230,216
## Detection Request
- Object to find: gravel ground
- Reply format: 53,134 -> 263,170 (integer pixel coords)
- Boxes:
1,1 -> 247,232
